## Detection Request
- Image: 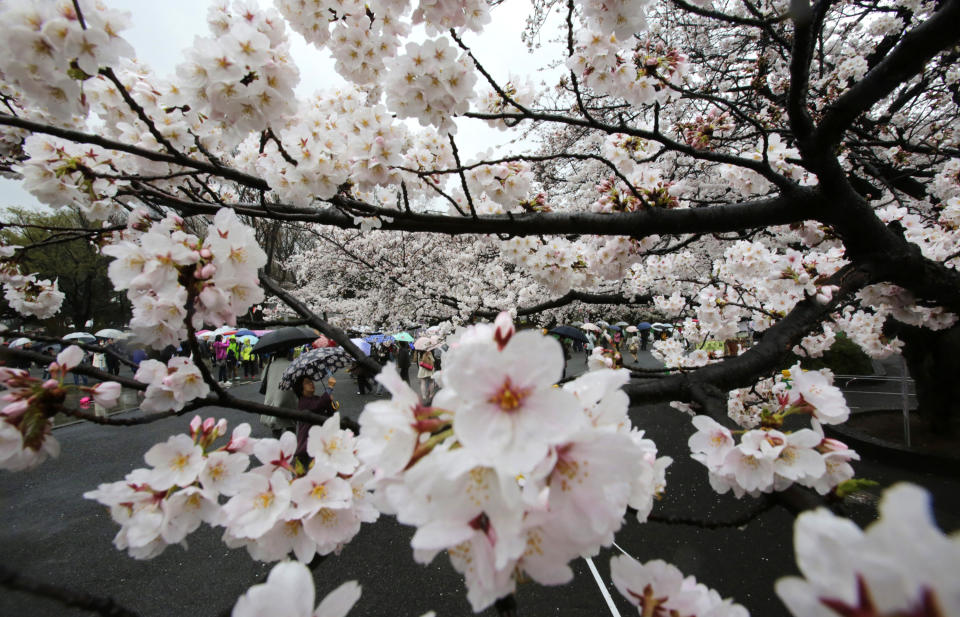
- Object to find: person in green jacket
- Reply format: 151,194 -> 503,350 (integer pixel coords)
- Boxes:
226,337 -> 240,382
240,339 -> 256,380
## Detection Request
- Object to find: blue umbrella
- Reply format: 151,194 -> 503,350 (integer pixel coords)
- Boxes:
637,322 -> 652,330
350,338 -> 372,355
234,329 -> 257,338
608,325 -> 621,331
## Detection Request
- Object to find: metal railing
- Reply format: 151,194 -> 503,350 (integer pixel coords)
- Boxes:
835,357 -> 916,447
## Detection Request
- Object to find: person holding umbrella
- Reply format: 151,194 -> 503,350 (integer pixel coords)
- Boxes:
414,338 -> 439,403
396,341 -> 411,384
292,374 -> 337,466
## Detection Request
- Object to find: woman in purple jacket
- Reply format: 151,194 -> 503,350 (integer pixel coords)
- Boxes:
212,335 -> 230,383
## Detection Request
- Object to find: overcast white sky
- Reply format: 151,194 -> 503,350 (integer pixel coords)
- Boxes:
0,0 -> 564,213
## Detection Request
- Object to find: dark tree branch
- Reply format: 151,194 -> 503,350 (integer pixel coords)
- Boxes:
133,186 -> 814,240
473,290 -> 654,319
259,274 -> 382,375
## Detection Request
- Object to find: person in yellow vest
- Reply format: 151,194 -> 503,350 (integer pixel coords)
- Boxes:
240,339 -> 256,380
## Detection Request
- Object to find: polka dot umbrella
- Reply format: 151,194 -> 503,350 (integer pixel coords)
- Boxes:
279,347 -> 353,390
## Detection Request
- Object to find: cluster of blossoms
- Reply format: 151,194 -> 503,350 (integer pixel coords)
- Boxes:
858,283 -> 957,331
0,244 -> 65,320
464,159 -> 534,210
0,0 -> 134,120
15,134 -> 126,221
411,0 -> 490,33
134,358 -> 210,413
277,0 -> 409,86
85,414 -> 378,562
690,363 -> 859,498
720,135 -> 806,197
357,313 -> 671,611
478,78 -> 535,130
568,32 -> 688,108
103,208 -> 267,348
1,346 -> 121,471
678,109 -> 735,150
174,1 -> 299,142
241,86 -> 413,203
612,555 -> 749,617
641,240 -> 847,368
498,230 -> 659,297
878,200 -> 960,269
384,38 -> 477,134
579,0 -> 650,40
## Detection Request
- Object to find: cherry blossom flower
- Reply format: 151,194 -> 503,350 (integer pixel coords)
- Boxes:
439,318 -> 582,474
199,450 -> 251,497
289,464 -> 353,519
306,414 -> 359,475
90,381 -> 123,408
357,363 -> 423,478
143,434 -> 206,490
232,561 -> 360,617
776,483 -> 960,617
787,365 -> 850,425
611,554 -> 750,617
221,470 -> 293,539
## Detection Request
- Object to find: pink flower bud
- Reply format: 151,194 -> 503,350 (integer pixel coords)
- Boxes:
202,417 -> 216,434
200,248 -> 212,259
214,418 -> 228,437
200,263 -> 217,279
820,437 -> 848,452
190,415 -> 202,435
79,396 -> 92,409
493,311 -> 515,350
42,379 -> 59,390
92,382 -> 122,408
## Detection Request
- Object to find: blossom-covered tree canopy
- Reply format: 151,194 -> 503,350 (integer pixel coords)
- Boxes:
0,0 -> 958,615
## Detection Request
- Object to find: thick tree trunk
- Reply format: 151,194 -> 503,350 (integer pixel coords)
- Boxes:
891,321 -> 960,436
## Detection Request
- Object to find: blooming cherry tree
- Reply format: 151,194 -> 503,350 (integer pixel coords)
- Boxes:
0,0 -> 959,613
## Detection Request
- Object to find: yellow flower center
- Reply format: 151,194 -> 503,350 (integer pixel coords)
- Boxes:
488,377 -> 531,412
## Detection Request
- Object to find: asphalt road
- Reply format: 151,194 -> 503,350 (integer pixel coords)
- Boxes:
2,352 -> 958,617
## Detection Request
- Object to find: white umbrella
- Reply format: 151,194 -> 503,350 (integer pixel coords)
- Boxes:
95,328 -> 126,339
9,337 -> 31,348
581,323 -> 601,332
625,325 -> 638,333
63,332 -> 96,342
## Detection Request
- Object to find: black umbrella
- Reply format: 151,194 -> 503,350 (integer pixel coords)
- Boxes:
548,325 -> 589,343
251,326 -> 318,355
279,347 -> 353,390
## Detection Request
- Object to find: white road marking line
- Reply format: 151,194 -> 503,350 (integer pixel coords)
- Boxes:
584,556 -> 622,617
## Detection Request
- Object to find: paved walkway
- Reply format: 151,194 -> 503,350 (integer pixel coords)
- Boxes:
2,352 -> 958,617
